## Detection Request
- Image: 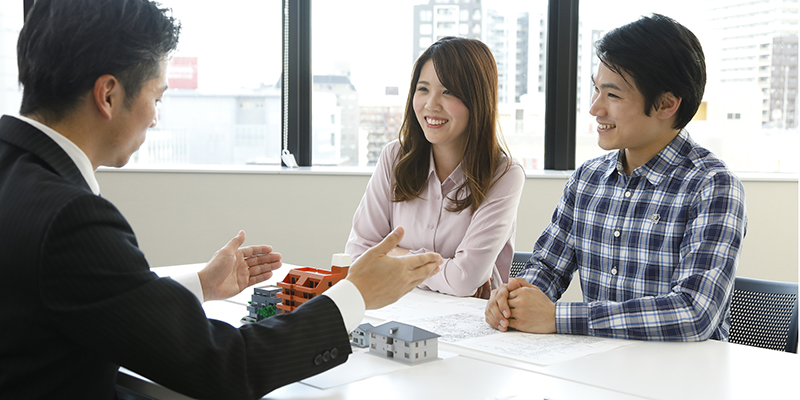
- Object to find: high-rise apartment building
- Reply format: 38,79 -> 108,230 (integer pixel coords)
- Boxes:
313,75 -> 360,165
706,0 -> 798,128
484,9 -> 530,104
360,105 -> 404,166
412,0 -> 483,62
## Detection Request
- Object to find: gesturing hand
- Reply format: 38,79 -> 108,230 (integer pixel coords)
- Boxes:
346,226 -> 443,310
198,230 -> 282,302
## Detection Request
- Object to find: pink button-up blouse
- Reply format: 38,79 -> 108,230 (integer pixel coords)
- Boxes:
345,140 -> 525,297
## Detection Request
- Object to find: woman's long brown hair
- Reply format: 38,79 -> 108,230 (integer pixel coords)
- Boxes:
393,36 -> 510,213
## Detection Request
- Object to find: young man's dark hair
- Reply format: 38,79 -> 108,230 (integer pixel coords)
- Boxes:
17,0 -> 181,123
595,13 -> 706,130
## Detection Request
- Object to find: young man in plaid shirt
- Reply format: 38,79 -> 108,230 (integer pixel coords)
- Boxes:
485,14 -> 747,341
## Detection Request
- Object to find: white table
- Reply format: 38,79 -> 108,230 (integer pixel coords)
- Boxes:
117,263 -> 799,400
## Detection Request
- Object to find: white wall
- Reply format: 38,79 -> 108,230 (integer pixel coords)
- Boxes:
96,170 -> 798,302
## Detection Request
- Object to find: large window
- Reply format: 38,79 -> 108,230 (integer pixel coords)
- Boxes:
311,0 -> 548,168
578,1 -> 799,173
133,0 -> 283,165
0,3 -> 23,116
7,1 -> 798,173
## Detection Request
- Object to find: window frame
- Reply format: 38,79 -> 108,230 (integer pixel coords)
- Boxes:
283,0 -> 579,170
20,0 -> 583,171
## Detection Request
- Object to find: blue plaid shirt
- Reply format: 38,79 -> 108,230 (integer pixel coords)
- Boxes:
518,130 -> 747,341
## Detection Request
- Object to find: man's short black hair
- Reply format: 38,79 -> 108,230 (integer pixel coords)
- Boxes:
595,13 -> 706,130
17,0 -> 181,123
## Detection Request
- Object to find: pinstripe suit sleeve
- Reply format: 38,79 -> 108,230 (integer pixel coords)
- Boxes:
40,193 -> 352,399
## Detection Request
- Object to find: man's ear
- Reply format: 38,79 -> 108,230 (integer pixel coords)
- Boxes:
93,75 -> 121,120
656,92 -> 682,120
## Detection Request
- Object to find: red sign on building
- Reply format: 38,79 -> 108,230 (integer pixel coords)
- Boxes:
167,57 -> 198,89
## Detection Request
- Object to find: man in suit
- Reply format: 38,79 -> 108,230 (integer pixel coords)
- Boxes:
0,0 -> 443,399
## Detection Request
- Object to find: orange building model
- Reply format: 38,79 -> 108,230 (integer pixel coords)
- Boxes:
276,254 -> 351,313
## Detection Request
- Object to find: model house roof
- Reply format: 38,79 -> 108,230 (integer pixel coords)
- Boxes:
367,321 -> 439,342
356,322 -> 374,332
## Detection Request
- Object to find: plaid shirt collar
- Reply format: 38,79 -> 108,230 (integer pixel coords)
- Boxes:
610,129 -> 693,187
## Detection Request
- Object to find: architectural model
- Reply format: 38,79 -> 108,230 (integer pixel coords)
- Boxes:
351,322 -> 374,348
276,254 -> 350,313
241,286 -> 281,324
366,321 -> 440,364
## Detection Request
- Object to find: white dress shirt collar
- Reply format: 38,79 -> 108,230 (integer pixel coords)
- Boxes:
13,115 -> 101,196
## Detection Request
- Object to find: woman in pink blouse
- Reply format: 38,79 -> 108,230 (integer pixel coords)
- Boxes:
345,37 -> 525,298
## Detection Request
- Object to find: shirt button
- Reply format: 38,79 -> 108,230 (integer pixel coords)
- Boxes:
613,230 -> 620,238
624,191 -> 632,198
429,224 -> 435,230
611,267 -> 618,275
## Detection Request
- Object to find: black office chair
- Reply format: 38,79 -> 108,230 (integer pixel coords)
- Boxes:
729,277 -> 798,353
509,251 -> 533,280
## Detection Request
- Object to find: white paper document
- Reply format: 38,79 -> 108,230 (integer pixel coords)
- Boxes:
366,288 -> 633,365
457,331 -> 632,365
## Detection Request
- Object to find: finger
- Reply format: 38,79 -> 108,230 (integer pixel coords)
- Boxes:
248,271 -> 273,286
225,230 -> 246,251
406,260 -> 440,284
495,285 -> 511,319
240,244 -> 274,258
246,261 -> 282,277
402,252 -> 444,270
245,252 -> 282,267
485,294 -> 508,331
513,277 -> 534,288
369,226 -> 405,256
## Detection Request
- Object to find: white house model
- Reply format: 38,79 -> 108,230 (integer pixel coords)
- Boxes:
366,321 -> 439,364
351,322 -> 373,348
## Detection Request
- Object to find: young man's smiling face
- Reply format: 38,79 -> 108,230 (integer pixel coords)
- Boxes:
589,62 -> 681,172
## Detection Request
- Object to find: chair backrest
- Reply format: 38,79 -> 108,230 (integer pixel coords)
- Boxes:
509,252 -> 532,280
729,277 -> 798,353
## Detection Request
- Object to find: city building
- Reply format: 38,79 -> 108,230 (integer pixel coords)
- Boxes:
484,8 -> 530,104
359,105 -> 404,166
412,0 -> 483,62
313,75 -> 359,165
705,0 -> 798,129
146,89 -> 282,165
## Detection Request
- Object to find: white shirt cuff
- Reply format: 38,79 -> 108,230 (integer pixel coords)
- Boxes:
171,272 -> 204,303
322,279 -> 366,333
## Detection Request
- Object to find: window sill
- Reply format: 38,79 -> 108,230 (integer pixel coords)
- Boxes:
97,165 -> 798,182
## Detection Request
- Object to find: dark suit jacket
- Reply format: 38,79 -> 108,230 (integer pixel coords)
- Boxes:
0,115 -> 352,399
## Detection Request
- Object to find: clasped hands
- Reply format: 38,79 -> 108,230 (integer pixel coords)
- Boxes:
484,277 -> 557,334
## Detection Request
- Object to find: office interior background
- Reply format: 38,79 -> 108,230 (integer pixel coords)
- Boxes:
1,0 -> 797,301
